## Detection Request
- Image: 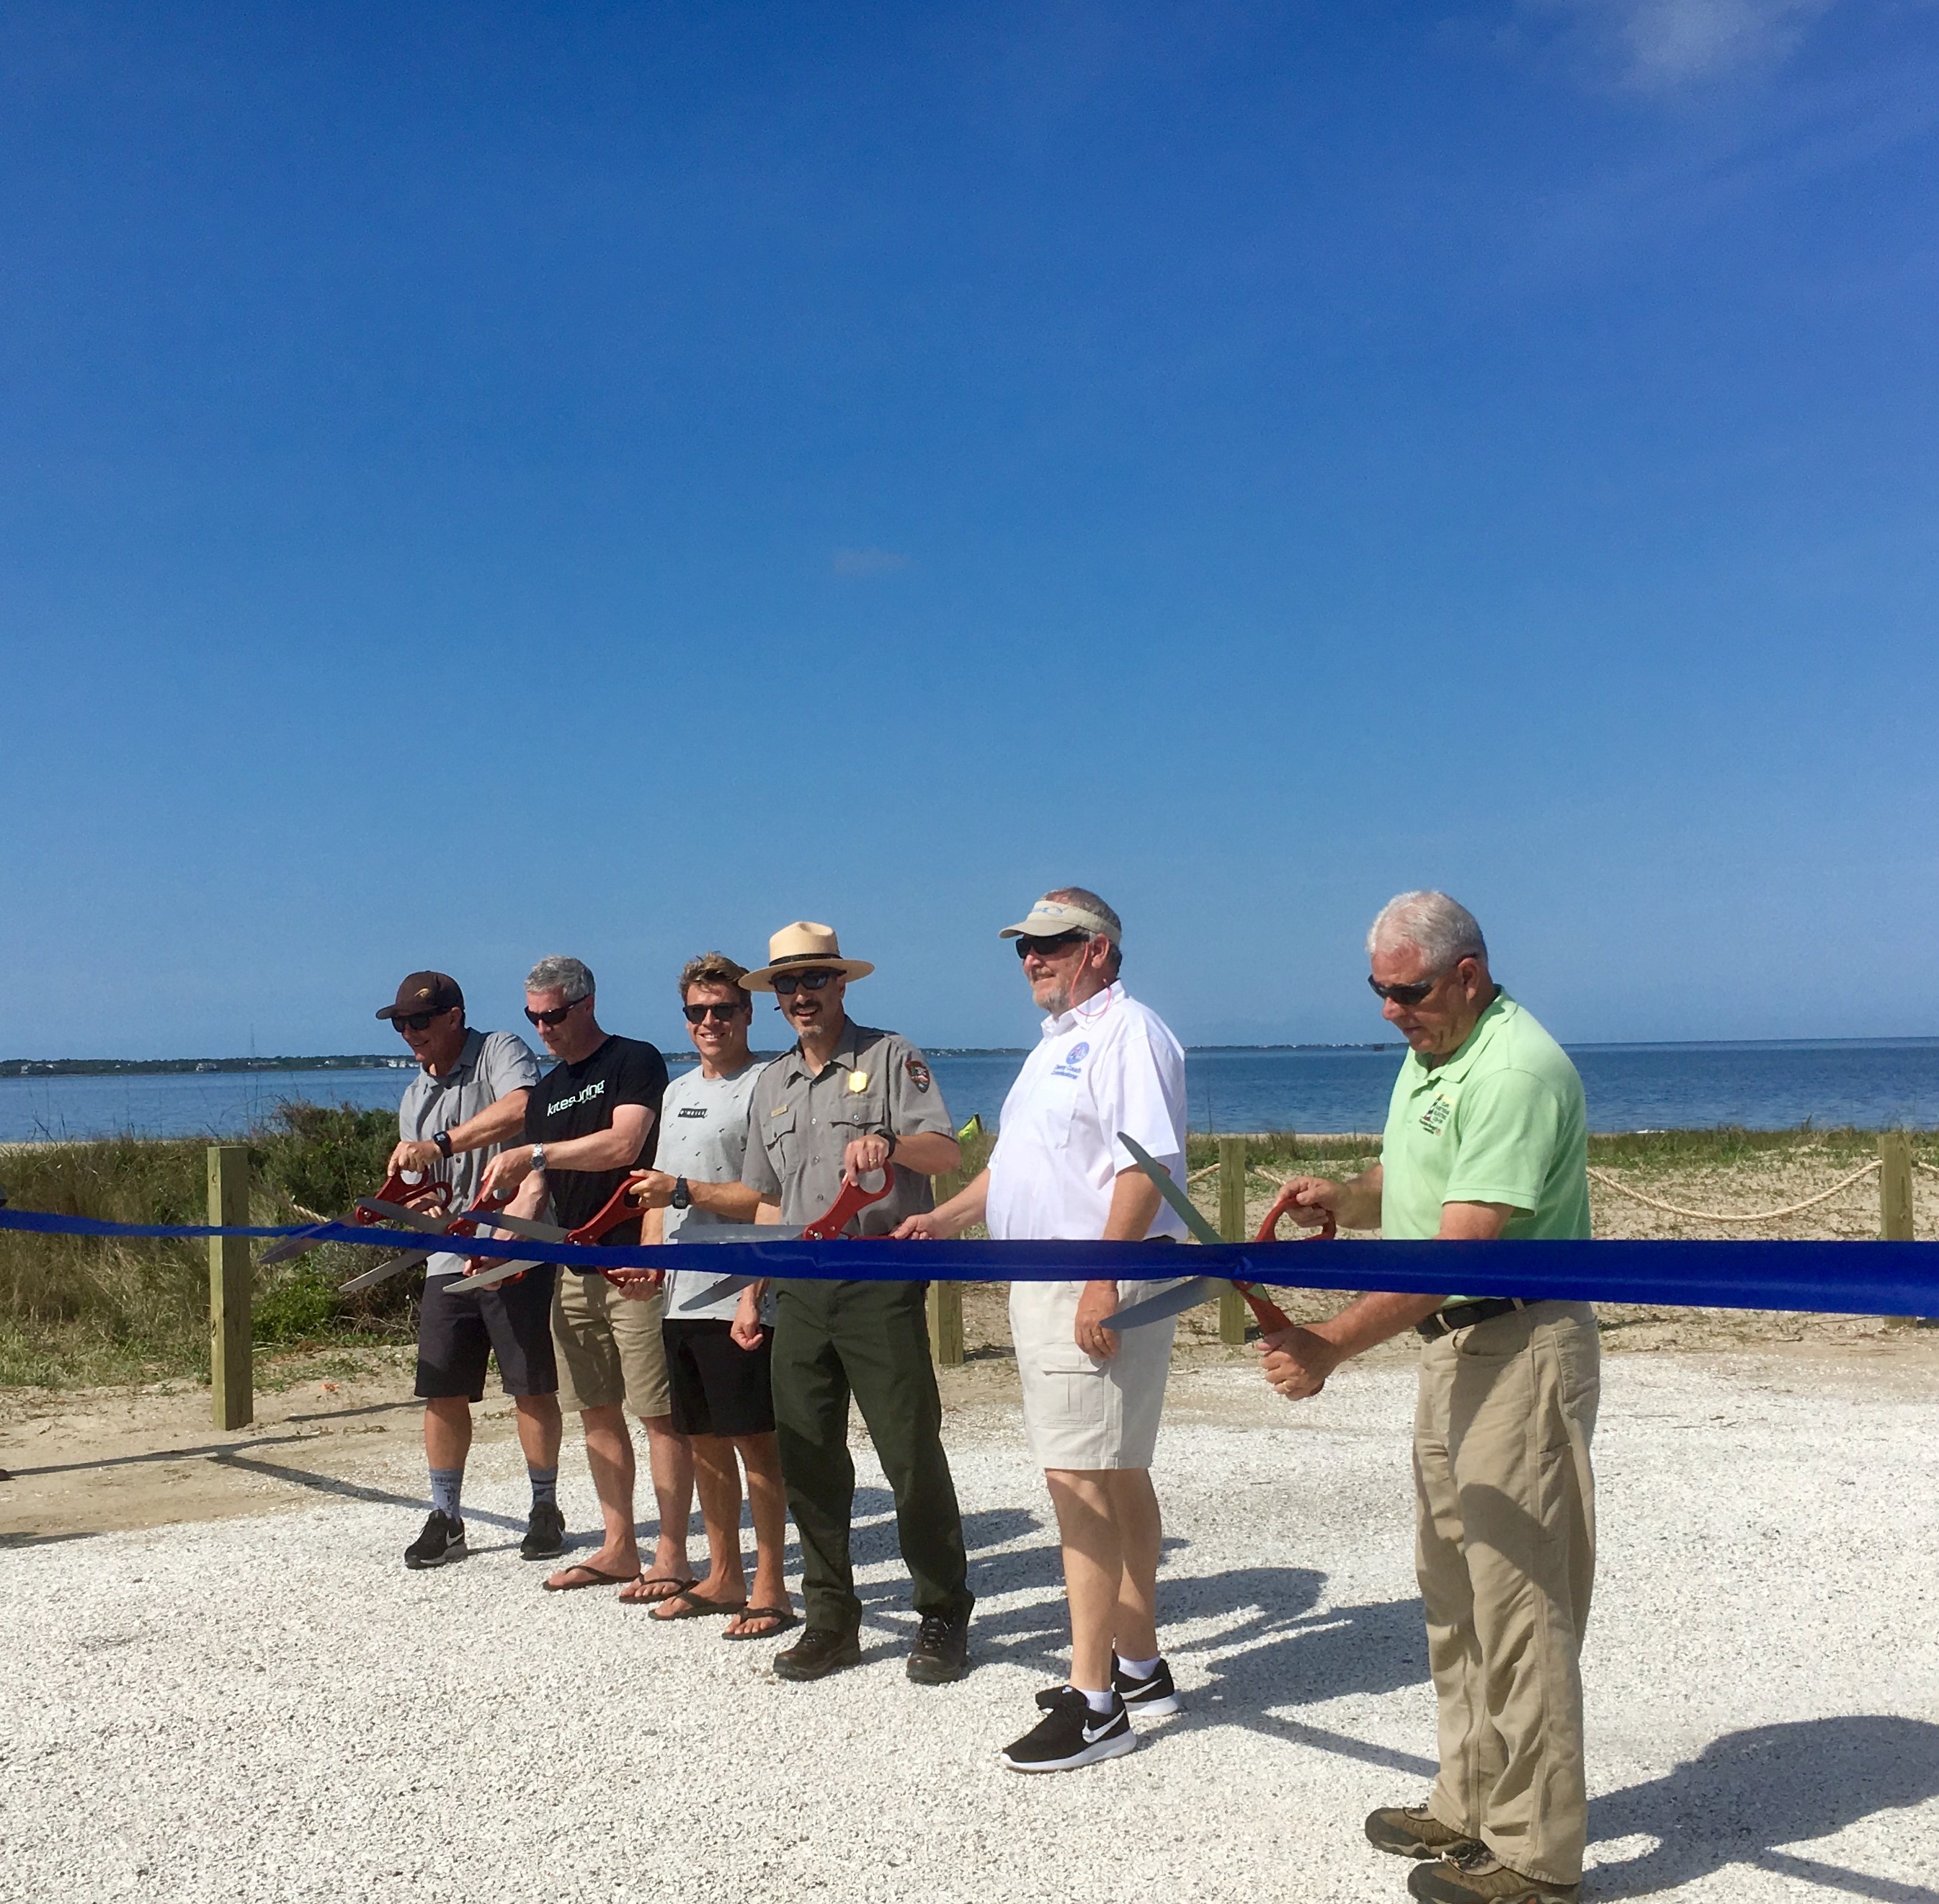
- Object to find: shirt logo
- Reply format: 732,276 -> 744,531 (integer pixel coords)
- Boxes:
1051,1041 -> 1089,1082
905,1056 -> 932,1093
1419,1094 -> 1453,1136
545,1078 -> 607,1116
677,1106 -> 708,1119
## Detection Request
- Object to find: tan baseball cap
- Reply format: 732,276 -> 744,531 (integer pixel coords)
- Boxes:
741,922 -> 875,992
998,897 -> 1116,942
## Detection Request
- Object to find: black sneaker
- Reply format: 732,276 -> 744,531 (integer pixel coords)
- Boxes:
1112,1654 -> 1182,1716
906,1612 -> 971,1684
773,1627 -> 862,1682
1000,1688 -> 1137,1772
521,1501 -> 566,1560
404,1510 -> 467,1570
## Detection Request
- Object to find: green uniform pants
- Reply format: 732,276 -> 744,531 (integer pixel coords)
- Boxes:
770,1278 -> 973,1634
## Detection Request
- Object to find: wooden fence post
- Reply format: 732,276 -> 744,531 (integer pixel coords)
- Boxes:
1217,1135 -> 1247,1345
1880,1129 -> 1914,1242
208,1144 -> 253,1431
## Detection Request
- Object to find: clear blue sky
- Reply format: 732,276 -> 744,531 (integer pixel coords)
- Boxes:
3,1 -> 1935,1059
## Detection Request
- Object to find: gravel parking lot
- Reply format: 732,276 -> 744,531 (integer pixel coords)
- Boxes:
4,1353 -> 1938,1904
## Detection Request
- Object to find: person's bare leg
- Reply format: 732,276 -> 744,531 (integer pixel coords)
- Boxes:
1103,1468 -> 1162,1664
423,1396 -> 471,1472
512,1392 -> 562,1469
724,1431 -> 794,1637
1046,1469 -> 1125,1693
547,1402 -> 639,1585
641,1412 -> 695,1583
654,1433 -> 746,1616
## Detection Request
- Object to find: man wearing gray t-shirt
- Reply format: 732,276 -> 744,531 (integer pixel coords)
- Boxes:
378,970 -> 562,1572
623,953 -> 795,1640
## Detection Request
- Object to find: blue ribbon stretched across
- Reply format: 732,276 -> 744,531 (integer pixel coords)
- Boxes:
1,1206 -> 1934,1314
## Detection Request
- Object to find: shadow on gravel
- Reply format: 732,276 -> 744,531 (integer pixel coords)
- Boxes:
1590,1717 -> 1939,1903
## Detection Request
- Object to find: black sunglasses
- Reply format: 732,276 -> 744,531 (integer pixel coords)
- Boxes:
1368,970 -> 1452,1007
682,1000 -> 748,1023
771,969 -> 839,996
1015,930 -> 1091,960
392,1010 -> 447,1033
525,998 -> 584,1028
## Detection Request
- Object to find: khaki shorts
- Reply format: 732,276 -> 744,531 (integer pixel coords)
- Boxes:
552,1272 -> 672,1417
1009,1279 -> 1177,1470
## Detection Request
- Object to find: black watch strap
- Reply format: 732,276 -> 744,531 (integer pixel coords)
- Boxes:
671,1177 -> 691,1210
433,1129 -> 454,1159
878,1129 -> 899,1158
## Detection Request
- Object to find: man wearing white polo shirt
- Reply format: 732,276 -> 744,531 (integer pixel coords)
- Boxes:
896,887 -> 1188,1771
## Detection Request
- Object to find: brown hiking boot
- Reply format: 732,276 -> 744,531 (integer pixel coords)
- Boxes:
1407,1845 -> 1580,1904
1365,1806 -> 1481,1861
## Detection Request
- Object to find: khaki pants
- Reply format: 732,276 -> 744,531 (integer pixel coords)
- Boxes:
1414,1301 -> 1600,1886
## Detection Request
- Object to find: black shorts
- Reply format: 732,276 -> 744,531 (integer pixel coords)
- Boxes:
415,1265 -> 559,1401
663,1318 -> 777,1438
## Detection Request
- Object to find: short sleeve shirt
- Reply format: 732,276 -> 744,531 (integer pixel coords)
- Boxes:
984,984 -> 1188,1242
656,1059 -> 766,1320
741,1020 -> 953,1234
397,1028 -> 542,1279
525,1035 -> 669,1241
1378,993 -> 1592,1266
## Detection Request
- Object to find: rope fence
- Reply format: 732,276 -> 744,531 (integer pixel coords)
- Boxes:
1584,1160 -> 1884,1224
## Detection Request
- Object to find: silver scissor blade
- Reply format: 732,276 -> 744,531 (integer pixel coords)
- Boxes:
456,1255 -> 543,1291
339,1246 -> 437,1294
355,1198 -> 453,1235
672,1223 -> 806,1244
468,1212 -> 568,1242
1115,1133 -> 1226,1249
677,1272 -> 759,1311
1102,1276 -> 1218,1332
259,1217 -> 347,1266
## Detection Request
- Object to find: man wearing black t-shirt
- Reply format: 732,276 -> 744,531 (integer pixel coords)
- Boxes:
481,956 -> 693,1598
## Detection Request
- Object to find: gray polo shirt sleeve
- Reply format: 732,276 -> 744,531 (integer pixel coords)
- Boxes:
741,1064 -> 785,1199
880,1034 -> 953,1141
478,1031 -> 541,1102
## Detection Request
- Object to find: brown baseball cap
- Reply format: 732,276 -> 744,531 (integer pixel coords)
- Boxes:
376,971 -> 465,1020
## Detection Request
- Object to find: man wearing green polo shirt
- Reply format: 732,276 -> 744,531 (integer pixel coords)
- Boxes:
1259,891 -> 1597,1904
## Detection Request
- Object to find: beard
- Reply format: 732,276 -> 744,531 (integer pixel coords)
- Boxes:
1036,977 -> 1074,1015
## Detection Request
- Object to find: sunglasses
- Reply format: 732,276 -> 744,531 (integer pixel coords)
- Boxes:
771,969 -> 839,996
393,1010 -> 447,1033
682,1000 -> 748,1024
1367,971 -> 1449,1007
525,998 -> 584,1028
1015,930 -> 1091,960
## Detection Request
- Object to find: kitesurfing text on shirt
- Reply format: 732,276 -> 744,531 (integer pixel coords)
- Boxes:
545,1078 -> 607,1116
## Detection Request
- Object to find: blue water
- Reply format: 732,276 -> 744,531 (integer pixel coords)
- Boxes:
3,1038 -> 1936,1143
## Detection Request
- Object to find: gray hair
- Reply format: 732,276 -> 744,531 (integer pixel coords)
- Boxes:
525,954 -> 595,1002
1366,891 -> 1487,969
1044,886 -> 1124,975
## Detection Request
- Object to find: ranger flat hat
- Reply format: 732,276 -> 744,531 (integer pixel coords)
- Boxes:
998,897 -> 1116,941
376,971 -> 464,1020
741,922 -> 875,992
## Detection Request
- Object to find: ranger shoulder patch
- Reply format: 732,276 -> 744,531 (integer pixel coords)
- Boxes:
905,1055 -> 932,1092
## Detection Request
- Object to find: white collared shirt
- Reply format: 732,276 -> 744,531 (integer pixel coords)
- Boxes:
984,982 -> 1189,1242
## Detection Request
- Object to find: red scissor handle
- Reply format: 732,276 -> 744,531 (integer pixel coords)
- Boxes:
801,1165 -> 894,1241
356,1168 -> 451,1224
1231,1183 -> 1339,1335
569,1178 -> 651,1248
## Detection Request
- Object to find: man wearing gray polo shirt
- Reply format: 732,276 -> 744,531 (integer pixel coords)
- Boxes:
378,970 -> 562,1572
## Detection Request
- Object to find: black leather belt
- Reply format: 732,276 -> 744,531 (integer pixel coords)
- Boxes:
1416,1296 -> 1538,1341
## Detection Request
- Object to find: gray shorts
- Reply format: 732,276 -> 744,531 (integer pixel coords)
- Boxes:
1009,1279 -> 1178,1470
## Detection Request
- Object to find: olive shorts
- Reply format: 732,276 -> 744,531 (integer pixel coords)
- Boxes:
551,1271 -> 672,1418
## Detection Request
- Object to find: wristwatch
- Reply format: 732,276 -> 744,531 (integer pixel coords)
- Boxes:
432,1129 -> 454,1160
670,1177 -> 691,1210
530,1144 -> 548,1173
877,1129 -> 899,1159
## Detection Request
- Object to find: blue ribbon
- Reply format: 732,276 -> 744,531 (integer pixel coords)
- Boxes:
1,1206 -> 1934,1314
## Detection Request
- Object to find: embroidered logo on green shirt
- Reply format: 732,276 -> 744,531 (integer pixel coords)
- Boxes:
1419,1093 -> 1453,1136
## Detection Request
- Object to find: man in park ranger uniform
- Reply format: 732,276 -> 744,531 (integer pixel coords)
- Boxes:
736,921 -> 972,1684
378,970 -> 556,1572
896,889 -> 1190,1771
1257,892 -> 1597,1904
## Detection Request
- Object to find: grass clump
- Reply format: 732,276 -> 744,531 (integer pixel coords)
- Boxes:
0,1102 -> 416,1389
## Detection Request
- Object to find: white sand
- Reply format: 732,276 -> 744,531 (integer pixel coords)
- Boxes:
4,1356 -> 1938,1903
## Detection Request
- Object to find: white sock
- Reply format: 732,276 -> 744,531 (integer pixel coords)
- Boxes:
1118,1653 -> 1162,1680
1077,1686 -> 1116,1716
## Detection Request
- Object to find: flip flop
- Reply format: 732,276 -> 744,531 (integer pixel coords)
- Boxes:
543,1563 -> 636,1593
618,1572 -> 700,1606
649,1590 -> 750,1623
723,1606 -> 801,1641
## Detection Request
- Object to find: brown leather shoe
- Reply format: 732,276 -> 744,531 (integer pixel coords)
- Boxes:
1365,1805 -> 1481,1861
1407,1846 -> 1580,1904
772,1626 -> 862,1682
